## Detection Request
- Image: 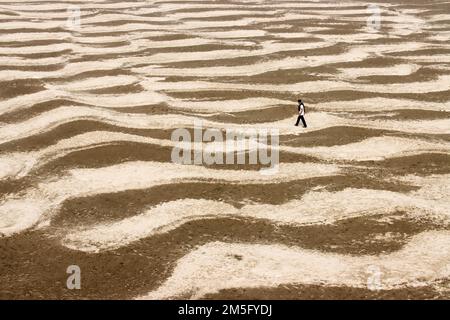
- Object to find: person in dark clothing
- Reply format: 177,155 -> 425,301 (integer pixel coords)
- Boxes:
295,99 -> 307,127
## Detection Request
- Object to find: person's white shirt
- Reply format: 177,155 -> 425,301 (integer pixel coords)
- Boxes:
299,103 -> 305,116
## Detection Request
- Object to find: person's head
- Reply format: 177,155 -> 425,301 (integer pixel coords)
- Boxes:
298,99 -> 302,104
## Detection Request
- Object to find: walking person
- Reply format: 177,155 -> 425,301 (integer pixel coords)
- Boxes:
295,99 -> 307,127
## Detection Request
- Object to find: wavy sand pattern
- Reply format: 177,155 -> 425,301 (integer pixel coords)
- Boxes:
0,0 -> 449,299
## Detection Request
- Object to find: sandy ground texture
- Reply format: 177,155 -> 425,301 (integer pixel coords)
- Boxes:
0,0 -> 449,300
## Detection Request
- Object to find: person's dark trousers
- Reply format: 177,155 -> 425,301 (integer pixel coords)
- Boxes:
295,116 -> 307,127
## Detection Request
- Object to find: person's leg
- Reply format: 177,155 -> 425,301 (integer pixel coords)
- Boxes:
300,116 -> 307,127
295,116 -> 301,126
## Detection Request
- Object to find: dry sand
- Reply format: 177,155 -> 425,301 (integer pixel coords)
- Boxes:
0,0 -> 449,300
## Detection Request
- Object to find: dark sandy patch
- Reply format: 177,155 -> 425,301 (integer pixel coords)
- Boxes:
354,68 -> 450,84
70,43 -> 256,63
281,126 -> 449,147
164,88 -> 450,104
204,282 -> 448,300
52,173 -> 417,228
0,79 -> 46,100
0,212 -> 444,299
348,108 -> 450,121
0,99 -> 91,124
84,83 -> 144,94
0,49 -> 73,59
0,39 -> 67,47
0,63 -> 64,73
163,43 -> 347,69
358,153 -> 450,177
